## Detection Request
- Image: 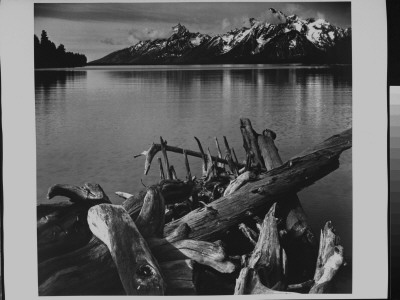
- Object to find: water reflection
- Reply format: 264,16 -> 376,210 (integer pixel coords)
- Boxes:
35,71 -> 87,93
35,65 -> 352,194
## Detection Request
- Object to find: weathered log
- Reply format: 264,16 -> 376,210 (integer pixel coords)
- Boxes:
214,137 -> 224,169
223,171 -> 257,196
38,183 -> 191,295
159,180 -> 194,205
38,236 -> 124,295
37,183 -> 111,262
150,239 -> 236,273
170,165 -> 178,180
205,148 -> 215,180
183,150 -> 192,181
122,179 -> 193,219
37,203 -> 93,263
234,204 -> 288,295
247,204 -> 287,289
46,182 -> 111,204
160,137 -> 172,180
309,221 -> 344,293
194,137 -> 211,177
147,223 -> 191,249
257,127 -> 317,282
39,190 -> 232,295
87,204 -> 165,295
134,186 -> 165,238
223,136 -> 239,176
38,129 -> 351,296
164,128 -> 351,241
134,141 -> 244,175
158,157 -> 165,180
238,223 -> 258,246
240,118 -> 264,168
293,128 -> 352,160
257,128 -> 279,171
234,268 -> 295,295
287,279 -> 314,291
115,191 -> 134,200
231,147 -> 239,166
160,259 -> 196,295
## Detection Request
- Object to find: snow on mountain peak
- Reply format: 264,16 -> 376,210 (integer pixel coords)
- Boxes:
172,23 -> 188,35
269,8 -> 287,23
95,7 -> 351,65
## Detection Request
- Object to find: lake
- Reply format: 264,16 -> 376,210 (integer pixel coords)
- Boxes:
35,64 -> 352,289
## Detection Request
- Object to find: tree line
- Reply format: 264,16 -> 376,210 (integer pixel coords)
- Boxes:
34,30 -> 87,68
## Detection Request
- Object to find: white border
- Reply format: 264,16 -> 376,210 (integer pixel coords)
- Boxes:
0,0 -> 388,299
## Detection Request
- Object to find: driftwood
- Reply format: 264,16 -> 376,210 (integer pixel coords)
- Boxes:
238,223 -> 258,246
234,204 -> 288,294
255,125 -> 317,282
122,179 -> 193,219
240,118 -> 265,168
46,183 -> 111,204
309,221 -> 345,293
134,187 -> 165,238
151,239 -> 236,273
115,191 -> 134,200
37,183 -> 111,262
38,186 -> 235,295
88,204 -> 165,295
234,268 -> 296,295
214,137 -> 224,168
38,121 -> 351,296
247,204 -> 287,289
164,128 -> 351,241
160,259 -> 196,295
234,207 -> 345,295
223,171 -> 257,196
134,140 -> 244,175
37,180 -> 193,263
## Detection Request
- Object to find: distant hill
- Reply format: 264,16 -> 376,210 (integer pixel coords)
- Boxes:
34,30 -> 87,68
90,8 -> 351,65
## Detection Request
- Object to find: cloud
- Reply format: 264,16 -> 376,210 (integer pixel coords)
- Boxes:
284,3 -> 303,15
316,12 -> 326,20
241,16 -> 251,28
221,18 -> 231,30
100,38 -> 116,45
128,27 -> 173,44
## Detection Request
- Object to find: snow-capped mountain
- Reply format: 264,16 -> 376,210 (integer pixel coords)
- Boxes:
90,8 -> 351,65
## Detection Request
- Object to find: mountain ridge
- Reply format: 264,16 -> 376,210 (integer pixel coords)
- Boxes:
90,8 -> 351,65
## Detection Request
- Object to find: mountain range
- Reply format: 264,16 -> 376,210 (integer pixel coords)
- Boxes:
89,8 -> 351,65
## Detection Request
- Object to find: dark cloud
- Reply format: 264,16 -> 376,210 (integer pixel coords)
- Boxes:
34,2 -> 351,29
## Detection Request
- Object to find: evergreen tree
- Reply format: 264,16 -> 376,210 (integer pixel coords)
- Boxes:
34,30 -> 87,68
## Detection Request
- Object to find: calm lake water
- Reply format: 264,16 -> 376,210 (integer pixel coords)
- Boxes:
35,64 -> 352,285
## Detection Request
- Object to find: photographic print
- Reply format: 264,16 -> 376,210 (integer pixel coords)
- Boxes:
35,2 -> 352,296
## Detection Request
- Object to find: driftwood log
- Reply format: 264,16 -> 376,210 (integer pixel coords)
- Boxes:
234,205 -> 344,295
309,221 -> 345,293
37,183 -> 111,262
254,124 -> 317,283
88,204 -> 165,295
234,204 -> 289,294
134,140 -> 245,176
38,185 -> 235,295
37,121 -> 351,295
163,128 -> 351,240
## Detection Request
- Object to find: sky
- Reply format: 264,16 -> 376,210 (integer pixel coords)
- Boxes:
34,2 -> 351,62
